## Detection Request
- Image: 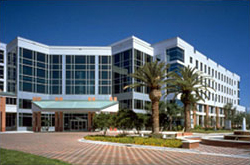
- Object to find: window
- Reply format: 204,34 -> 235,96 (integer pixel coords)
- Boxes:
200,62 -> 203,71
195,60 -> 198,69
0,50 -> 4,63
0,81 -> 3,91
19,113 -> 32,127
215,71 -> 217,78
6,97 -> 16,105
23,48 -> 33,59
0,66 -> 3,79
134,99 -> 143,109
212,69 -> 214,77
218,72 -> 220,80
19,99 -> 32,109
208,67 -> 210,75
168,63 -> 184,72
204,65 -> 207,73
166,47 -> 184,62
190,57 -> 193,63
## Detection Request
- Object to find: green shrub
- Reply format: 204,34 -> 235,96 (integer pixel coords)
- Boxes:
177,125 -> 183,131
148,133 -> 162,139
84,135 -> 182,148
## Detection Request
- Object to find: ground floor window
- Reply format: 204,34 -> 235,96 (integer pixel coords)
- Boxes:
19,113 -> 32,127
63,113 -> 88,131
6,113 -> 16,130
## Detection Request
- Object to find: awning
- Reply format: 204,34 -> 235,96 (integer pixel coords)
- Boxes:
32,100 -> 119,113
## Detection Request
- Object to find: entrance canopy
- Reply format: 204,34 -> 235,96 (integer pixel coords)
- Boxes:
32,100 -> 119,113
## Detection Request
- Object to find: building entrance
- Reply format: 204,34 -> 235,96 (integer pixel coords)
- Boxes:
64,113 -> 88,131
70,119 -> 87,131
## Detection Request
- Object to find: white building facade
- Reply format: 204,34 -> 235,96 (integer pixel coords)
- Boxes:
0,36 -> 246,131
153,37 -> 245,128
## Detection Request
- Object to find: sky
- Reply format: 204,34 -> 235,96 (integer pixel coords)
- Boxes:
0,0 -> 249,107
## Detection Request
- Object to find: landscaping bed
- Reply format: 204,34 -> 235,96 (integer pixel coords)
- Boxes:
84,135 -> 182,148
190,129 -> 233,134
0,148 -> 71,165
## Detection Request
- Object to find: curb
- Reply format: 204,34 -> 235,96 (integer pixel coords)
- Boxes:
79,138 -> 250,159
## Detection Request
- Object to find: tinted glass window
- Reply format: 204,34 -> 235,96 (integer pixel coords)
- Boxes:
166,47 -> 184,62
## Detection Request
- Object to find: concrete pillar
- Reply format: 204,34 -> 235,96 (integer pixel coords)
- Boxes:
196,115 -> 199,126
205,105 -> 209,128
0,97 -> 6,132
37,112 -> 41,132
216,107 -> 220,129
88,112 -> 92,131
32,112 -> 37,132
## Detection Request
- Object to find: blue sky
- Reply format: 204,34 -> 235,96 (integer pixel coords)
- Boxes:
0,0 -> 249,107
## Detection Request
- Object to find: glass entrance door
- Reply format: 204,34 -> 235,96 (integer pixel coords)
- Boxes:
70,120 -> 87,131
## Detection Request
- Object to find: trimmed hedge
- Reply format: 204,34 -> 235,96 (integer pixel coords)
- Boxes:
84,135 -> 182,148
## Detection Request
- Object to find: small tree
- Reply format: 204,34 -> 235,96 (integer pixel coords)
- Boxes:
166,101 -> 183,131
114,109 -> 137,133
93,113 -> 112,135
233,112 -> 246,128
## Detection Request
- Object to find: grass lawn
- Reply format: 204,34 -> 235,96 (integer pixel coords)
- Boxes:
0,148 -> 71,165
190,129 -> 233,134
84,135 -> 182,148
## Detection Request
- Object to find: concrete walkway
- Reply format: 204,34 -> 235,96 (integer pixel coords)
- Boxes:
0,132 -> 249,165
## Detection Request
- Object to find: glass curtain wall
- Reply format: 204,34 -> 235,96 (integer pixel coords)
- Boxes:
66,55 -> 95,94
113,49 -> 133,94
99,56 -> 112,94
50,55 -> 62,94
19,48 -> 49,94
7,48 -> 17,93
133,49 -> 152,94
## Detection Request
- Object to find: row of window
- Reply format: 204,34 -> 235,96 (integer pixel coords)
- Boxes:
118,99 -> 151,110
204,78 -> 237,96
6,97 -> 16,105
197,104 -> 224,115
191,57 -> 238,87
7,49 -> 17,93
206,91 -> 238,105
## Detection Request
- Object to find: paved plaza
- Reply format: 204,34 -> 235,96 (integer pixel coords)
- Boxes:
0,132 -> 250,165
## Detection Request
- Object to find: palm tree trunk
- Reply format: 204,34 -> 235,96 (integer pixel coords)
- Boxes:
152,100 -> 159,134
184,103 -> 191,132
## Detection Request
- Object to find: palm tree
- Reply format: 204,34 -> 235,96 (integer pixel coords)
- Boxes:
124,61 -> 169,134
166,66 -> 212,132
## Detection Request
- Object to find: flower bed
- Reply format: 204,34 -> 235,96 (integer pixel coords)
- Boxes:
84,135 -> 182,148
